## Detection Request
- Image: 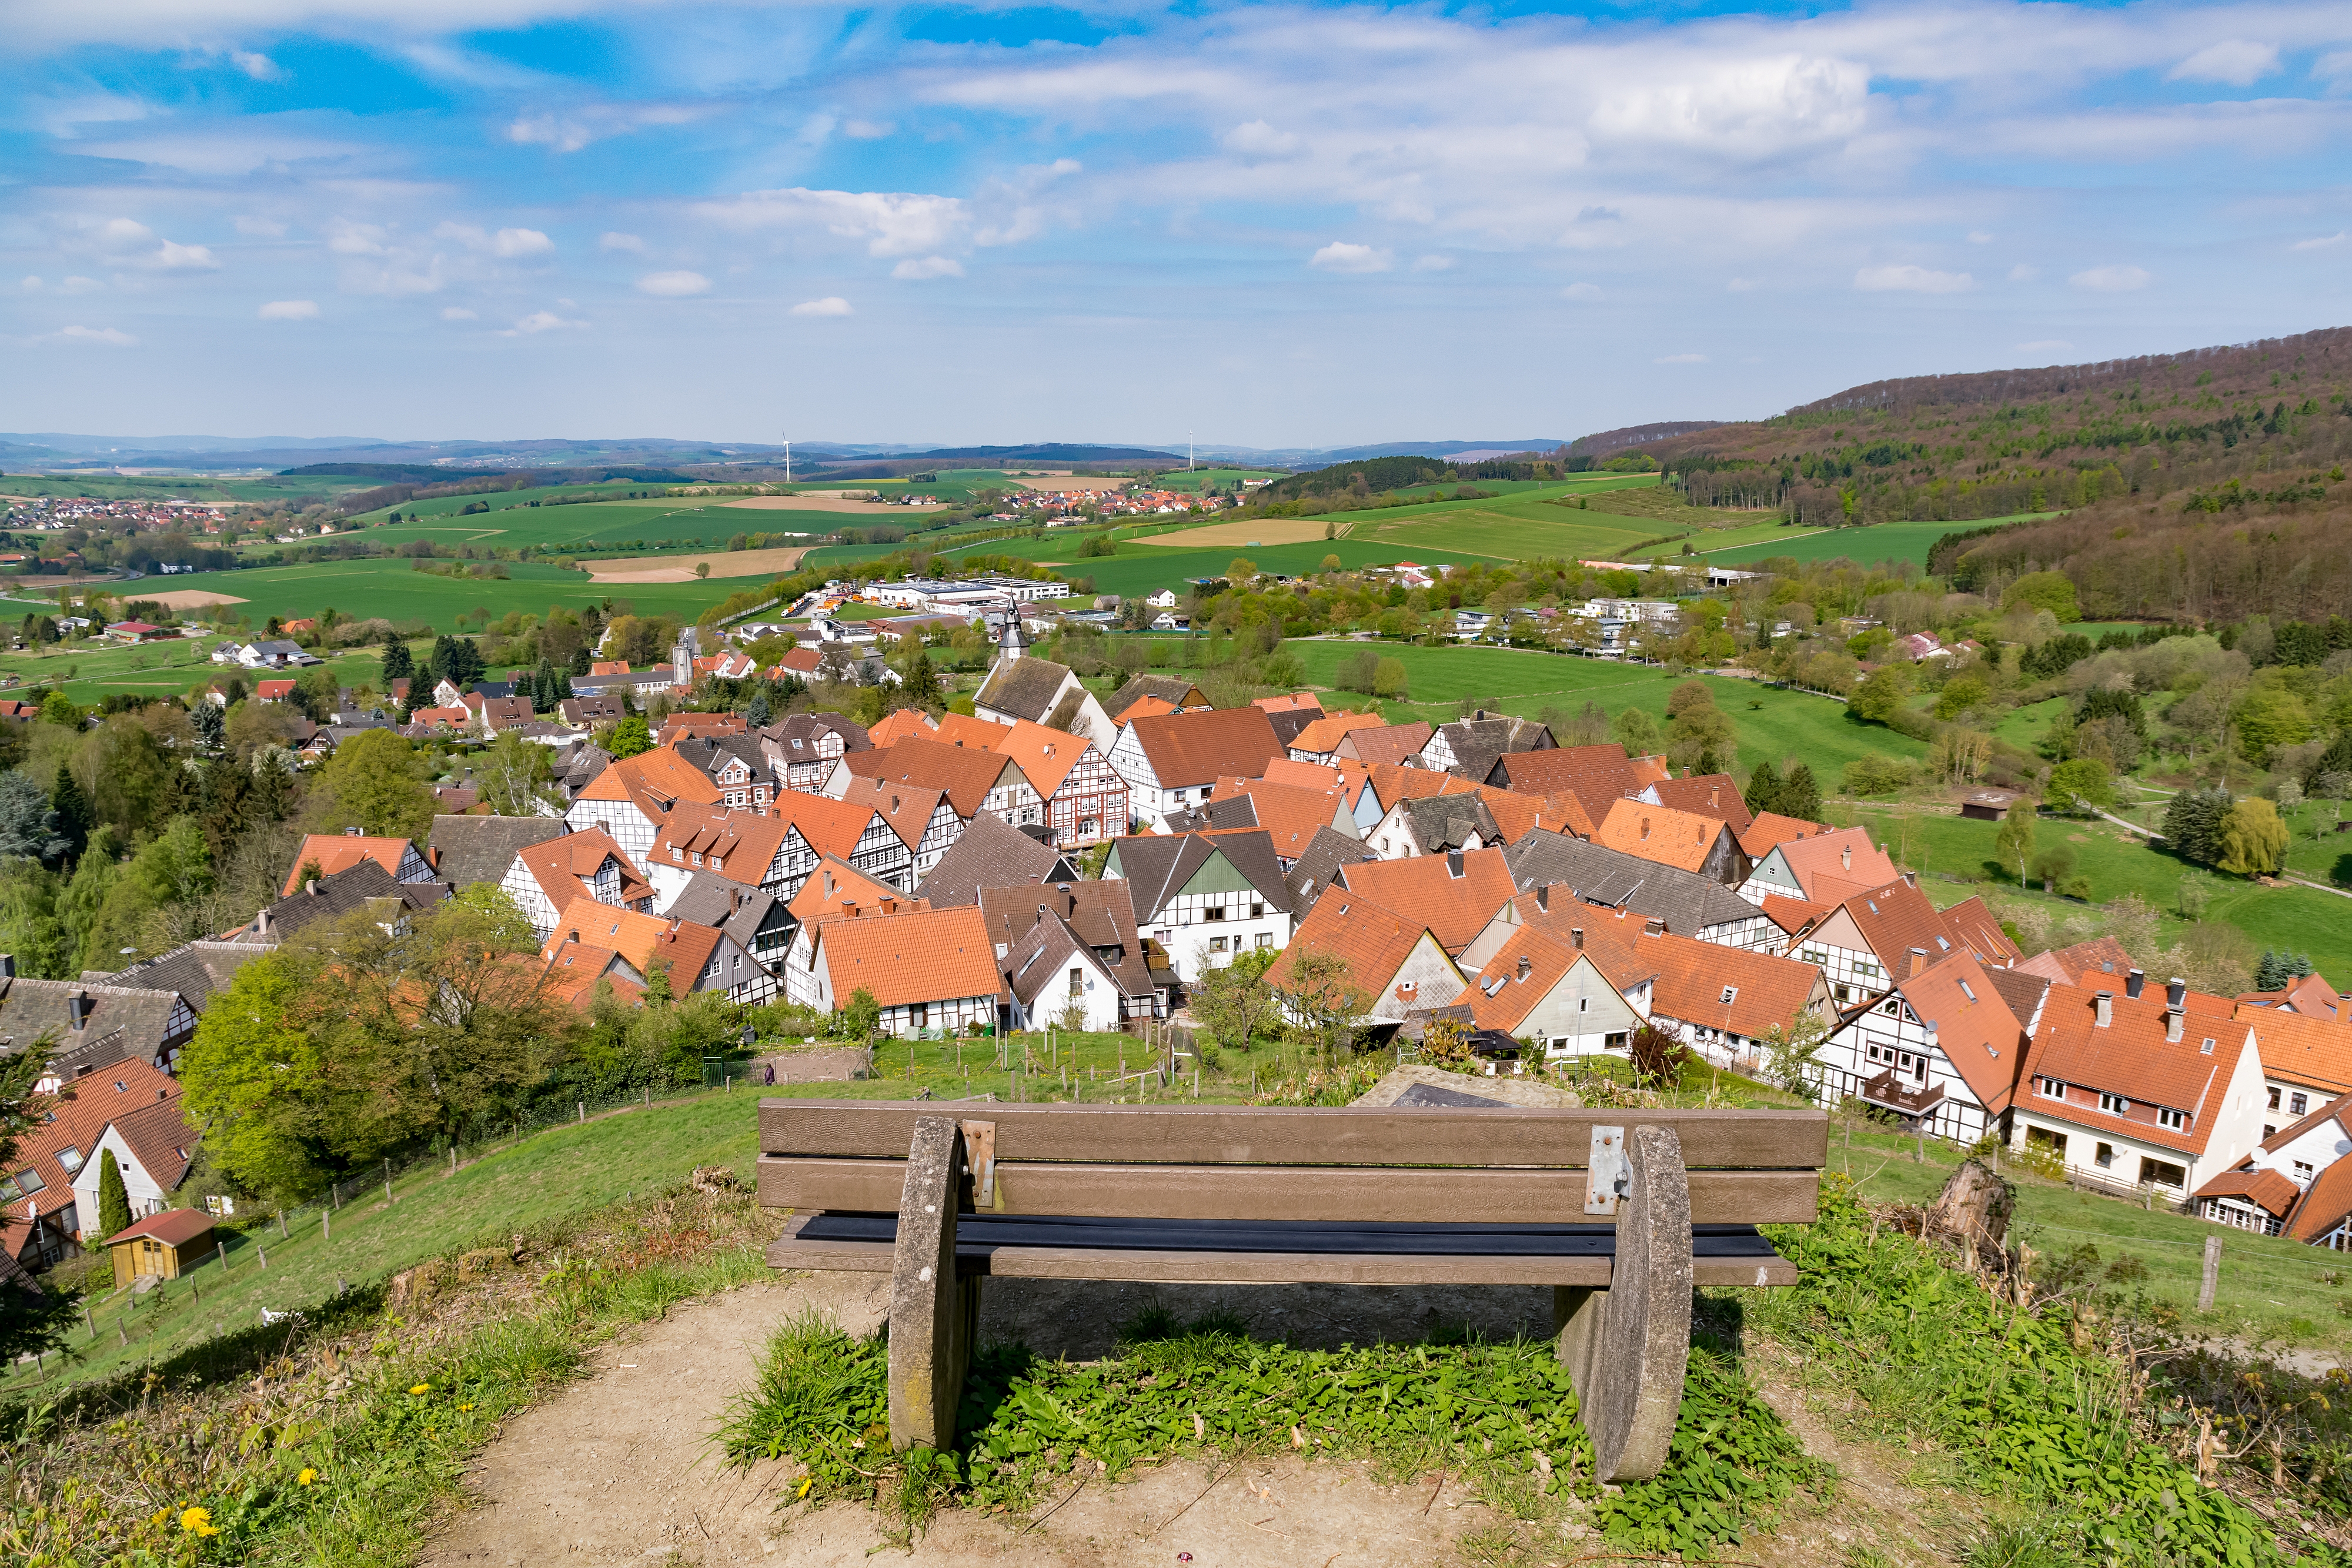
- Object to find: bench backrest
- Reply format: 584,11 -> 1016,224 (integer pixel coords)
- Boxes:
758,1099 -> 1826,1226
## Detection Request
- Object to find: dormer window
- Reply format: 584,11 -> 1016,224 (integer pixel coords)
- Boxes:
1957,981 -> 1977,1002
56,1146 -> 84,1175
2158,1108 -> 2186,1131
1720,986 -> 1737,1005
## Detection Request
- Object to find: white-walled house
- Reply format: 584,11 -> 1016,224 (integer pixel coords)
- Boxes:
1106,829 -> 1292,981
1810,953 -> 2046,1145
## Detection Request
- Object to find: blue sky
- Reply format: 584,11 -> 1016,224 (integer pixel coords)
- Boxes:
4,0 -> 2349,448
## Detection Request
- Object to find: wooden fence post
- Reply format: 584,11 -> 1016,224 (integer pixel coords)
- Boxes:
2199,1235 -> 2221,1312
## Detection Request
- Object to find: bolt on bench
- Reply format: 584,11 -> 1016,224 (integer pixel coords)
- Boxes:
759,1099 -> 1826,1483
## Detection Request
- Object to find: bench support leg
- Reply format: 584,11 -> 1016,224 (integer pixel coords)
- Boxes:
888,1115 -> 980,1453
1559,1123 -> 1691,1485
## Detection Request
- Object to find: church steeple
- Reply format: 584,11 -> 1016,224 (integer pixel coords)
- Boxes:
997,610 -> 1029,662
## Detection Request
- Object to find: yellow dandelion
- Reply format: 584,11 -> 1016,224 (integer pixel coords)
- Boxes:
298,1468 -> 318,1486
151,1507 -> 171,1527
796,1477 -> 813,1499
457,1402 -> 474,1412
181,1506 -> 220,1537
409,1383 -> 430,1395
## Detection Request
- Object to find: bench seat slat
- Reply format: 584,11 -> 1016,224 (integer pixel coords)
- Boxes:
766,1214 -> 1798,1288
760,1099 -> 1827,1171
756,1156 -> 1820,1225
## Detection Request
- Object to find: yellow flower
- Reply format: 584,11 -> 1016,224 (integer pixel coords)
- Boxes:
409,1383 -> 430,1395
796,1477 -> 813,1499
298,1468 -> 318,1486
457,1403 -> 474,1412
181,1506 -> 220,1537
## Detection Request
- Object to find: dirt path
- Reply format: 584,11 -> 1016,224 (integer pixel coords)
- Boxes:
418,1276 -> 1550,1566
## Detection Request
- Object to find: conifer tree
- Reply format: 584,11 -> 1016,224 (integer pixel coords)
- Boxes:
96,1148 -> 131,1238
50,761 -> 92,862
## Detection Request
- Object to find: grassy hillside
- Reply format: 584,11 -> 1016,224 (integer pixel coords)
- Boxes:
130,557 -> 741,631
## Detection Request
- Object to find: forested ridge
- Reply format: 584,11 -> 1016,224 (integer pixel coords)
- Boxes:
1637,327 -> 2352,550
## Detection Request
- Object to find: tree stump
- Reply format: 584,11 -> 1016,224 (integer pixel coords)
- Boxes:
1929,1158 -> 2014,1269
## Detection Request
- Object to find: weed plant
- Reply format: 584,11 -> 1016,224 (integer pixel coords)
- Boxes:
1752,1175 -> 2352,1566
720,1305 -> 1824,1554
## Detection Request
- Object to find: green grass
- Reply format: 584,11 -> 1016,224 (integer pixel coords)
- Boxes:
347,495 -> 855,552
1171,639 -> 1929,778
0,638 -> 402,704
1344,485 -> 1677,562
1707,513 -> 2059,571
1838,800 -> 2352,980
0,473 -> 377,504
1141,467 -> 1287,493
125,557 -> 744,632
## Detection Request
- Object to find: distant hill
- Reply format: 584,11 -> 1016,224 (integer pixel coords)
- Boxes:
1569,422 -> 1723,457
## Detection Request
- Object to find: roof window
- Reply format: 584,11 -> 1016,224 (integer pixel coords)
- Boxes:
1958,981 -> 1977,1002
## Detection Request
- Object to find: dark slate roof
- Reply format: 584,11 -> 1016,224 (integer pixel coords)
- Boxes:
1501,828 -> 1755,936
914,812 -> 1076,907
1263,707 -> 1323,749
427,814 -> 570,888
1284,824 -> 1376,915
0,978 -> 182,1076
982,880 -> 1154,1002
1397,793 -> 1502,855
1105,674 -> 1202,720
1113,829 -> 1291,922
101,941 -> 271,1013
559,744 -> 613,800
767,713 -> 871,754
1161,794 -> 1261,835
975,656 -> 1076,724
1985,964 -> 2053,1028
662,870 -> 791,955
475,680 -> 515,700
238,860 -> 449,943
1435,714 -> 1553,783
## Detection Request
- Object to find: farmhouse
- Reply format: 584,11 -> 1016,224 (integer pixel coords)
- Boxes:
1268,892 -> 1467,1025
564,749 -> 724,866
807,906 -> 1006,1036
1105,830 -> 1292,980
500,826 -> 654,938
1108,706 -> 1289,824
1812,952 -> 2046,1144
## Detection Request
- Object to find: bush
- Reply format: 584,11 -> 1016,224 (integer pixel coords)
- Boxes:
1843,754 -> 1916,795
1372,657 -> 1408,700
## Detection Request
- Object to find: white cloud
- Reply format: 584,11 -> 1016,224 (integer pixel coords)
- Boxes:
1411,255 -> 1454,272
891,256 -> 964,280
600,231 -> 644,252
155,240 -> 218,270
1224,119 -> 1300,157
81,128 -> 362,175
1588,53 -> 1868,158
1561,282 -> 1602,300
499,309 -> 585,336
2167,39 -> 2279,86
257,299 -> 318,320
2009,263 -> 2039,282
843,119 -> 894,139
41,325 -> 136,347
2014,339 -> 2074,356
1728,276 -> 1759,292
18,277 -> 38,292
441,306 -> 477,320
230,50 -> 283,81
1854,264 -> 1973,293
2070,263 -> 2151,291
1966,230 -> 1993,243
59,276 -> 101,294
2291,232 -> 2346,250
435,222 -> 553,258
694,187 -> 965,258
2321,51 -> 2352,87
636,269 -> 710,296
1309,241 -> 1392,273
1655,352 -> 1709,363
790,296 -> 854,317
506,101 -> 708,154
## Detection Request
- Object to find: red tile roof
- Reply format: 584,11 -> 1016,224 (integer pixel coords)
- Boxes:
1489,744 -> 1645,817
1264,891 -> 1456,1012
1593,798 -> 1734,875
513,826 -> 651,909
103,1206 -> 217,1249
1644,929 -> 1831,1048
1289,710 -> 1387,756
2014,935 -> 2139,988
650,807 -> 790,889
1128,707 -> 1287,790
1644,774 -> 1753,833
1331,846 -> 1516,955
2238,1008 -> 2352,1096
817,906 -> 1005,1007
282,834 -> 414,897
1770,828 -> 1898,904
1338,722 -> 1432,768
788,855 -> 918,925
1738,811 -> 1833,860
1466,925 -> 1587,1033
844,734 -> 1024,818
2019,982 -> 2251,1157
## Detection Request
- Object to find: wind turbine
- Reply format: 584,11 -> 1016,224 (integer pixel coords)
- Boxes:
781,428 -> 791,486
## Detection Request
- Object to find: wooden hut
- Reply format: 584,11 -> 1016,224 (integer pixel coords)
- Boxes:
105,1208 -> 216,1288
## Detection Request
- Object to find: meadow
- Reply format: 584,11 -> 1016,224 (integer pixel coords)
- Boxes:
121,557 -> 744,634
1705,512 -> 2059,572
1,473 -> 375,505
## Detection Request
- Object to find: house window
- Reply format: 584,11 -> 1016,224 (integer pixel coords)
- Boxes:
1204,906 -> 1226,922
2270,1087 -> 2283,1111
2099,1092 -> 2127,1115
56,1146 -> 84,1175
1958,980 -> 1977,1002
1578,997 -> 1589,1014
1209,936 -> 1228,954
2139,1157 -> 2187,1189
2292,1092 -> 2310,1116
1069,967 -> 1084,997
1251,901 -> 1265,918
2296,1161 -> 2316,1185
2037,1078 -> 2066,1100
1856,960 -> 1881,978
2157,1108 -> 2185,1131
2095,1142 -> 2115,1169
1802,948 -> 1826,966
2,1168 -> 43,1199
1881,999 -> 1899,1015
1255,932 -> 1272,948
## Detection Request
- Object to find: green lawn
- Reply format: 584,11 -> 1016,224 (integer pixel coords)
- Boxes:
1346,486 -> 1677,563
0,638 -> 397,705
1838,800 -> 2352,981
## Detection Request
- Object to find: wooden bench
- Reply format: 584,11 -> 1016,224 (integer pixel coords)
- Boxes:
759,1099 -> 1825,1483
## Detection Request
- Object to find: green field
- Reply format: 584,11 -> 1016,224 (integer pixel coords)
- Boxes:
0,636 -> 399,704
1142,467 -> 1287,493
1705,513 -> 2059,572
128,557 -> 744,633
346,494 -> 866,551
1159,639 -> 1929,779
1,473 -> 376,504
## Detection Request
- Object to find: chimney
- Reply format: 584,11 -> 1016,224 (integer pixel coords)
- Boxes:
2126,969 -> 2145,1001
1535,885 -> 1550,912
880,898 -> 897,915
1570,927 -> 1584,950
1645,917 -> 1664,936
1908,946 -> 1927,978
0,954 -> 13,979
1639,817 -> 1651,840
1841,844 -> 1852,871
1446,849 -> 1464,878
68,991 -> 87,1031
306,880 -> 320,896
1517,954 -> 1531,981
257,908 -> 271,936
2167,976 -> 2187,1009
2094,991 -> 2113,1028
2166,1010 -> 2184,1044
